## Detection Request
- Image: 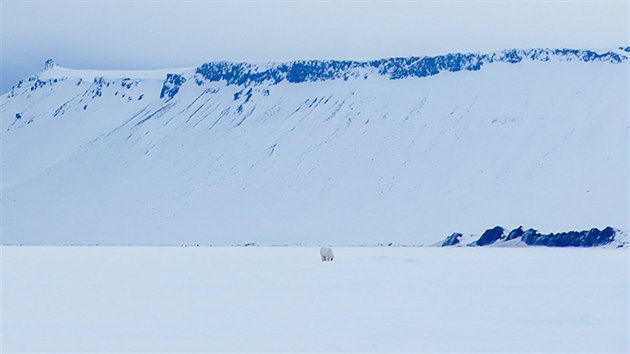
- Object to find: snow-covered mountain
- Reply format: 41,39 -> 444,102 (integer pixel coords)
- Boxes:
1,48 -> 628,245
434,226 -> 628,248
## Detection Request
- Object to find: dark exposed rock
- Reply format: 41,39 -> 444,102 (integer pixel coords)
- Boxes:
160,74 -> 186,100
505,226 -> 525,240
522,227 -> 616,247
194,48 -> 627,87
439,226 -> 621,247
520,228 -> 541,244
441,233 -> 463,246
44,59 -> 56,70
475,226 -> 505,246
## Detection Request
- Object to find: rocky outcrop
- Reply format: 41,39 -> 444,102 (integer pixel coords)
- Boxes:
160,73 -> 186,100
193,48 -> 627,87
438,226 -> 626,248
440,233 -> 463,246
474,226 -> 505,246
521,227 -> 617,247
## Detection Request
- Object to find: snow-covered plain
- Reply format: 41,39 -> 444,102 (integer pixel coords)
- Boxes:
2,246 -> 627,353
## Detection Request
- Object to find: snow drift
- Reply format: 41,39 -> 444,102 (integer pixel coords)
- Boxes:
1,48 -> 628,245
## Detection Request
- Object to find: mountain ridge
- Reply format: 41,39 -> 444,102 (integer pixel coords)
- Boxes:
434,226 -> 628,248
7,47 -> 629,97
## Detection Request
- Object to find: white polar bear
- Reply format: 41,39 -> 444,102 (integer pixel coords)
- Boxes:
320,247 -> 334,261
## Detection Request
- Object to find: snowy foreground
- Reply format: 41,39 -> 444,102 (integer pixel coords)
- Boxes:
2,246 -> 628,353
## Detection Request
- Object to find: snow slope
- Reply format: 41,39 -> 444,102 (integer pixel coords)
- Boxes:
1,48 -> 628,245
2,246 -> 627,352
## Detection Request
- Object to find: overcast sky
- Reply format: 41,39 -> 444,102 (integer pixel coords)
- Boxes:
1,0 -> 628,92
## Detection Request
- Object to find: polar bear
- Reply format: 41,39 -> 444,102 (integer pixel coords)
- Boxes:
320,247 -> 334,261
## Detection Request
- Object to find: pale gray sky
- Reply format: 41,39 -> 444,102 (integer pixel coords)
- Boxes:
1,0 -> 628,92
